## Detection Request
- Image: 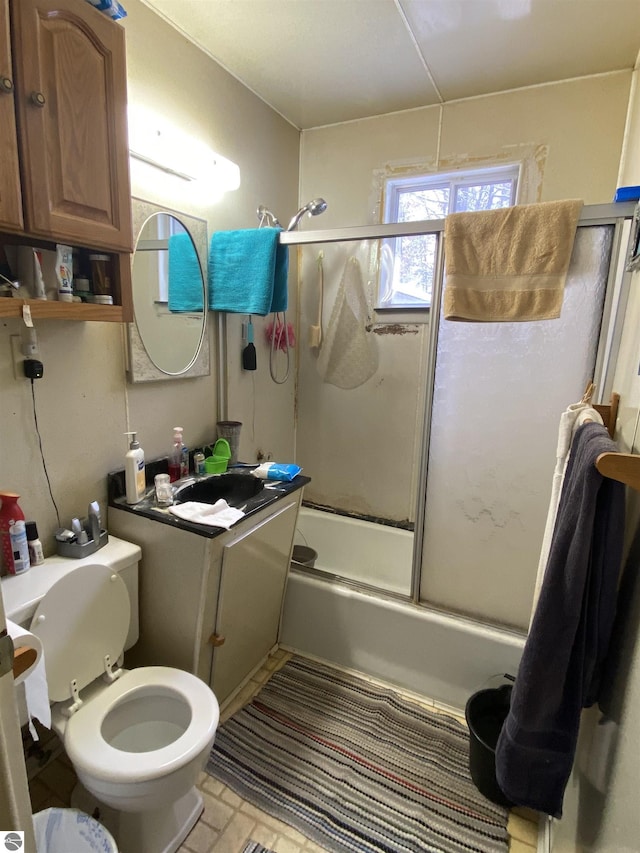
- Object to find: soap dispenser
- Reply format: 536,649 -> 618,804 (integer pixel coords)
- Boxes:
124,431 -> 146,504
169,427 -> 189,482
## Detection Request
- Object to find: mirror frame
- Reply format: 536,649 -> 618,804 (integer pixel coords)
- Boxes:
126,198 -> 211,382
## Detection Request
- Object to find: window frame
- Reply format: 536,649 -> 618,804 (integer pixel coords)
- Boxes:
377,163 -> 520,312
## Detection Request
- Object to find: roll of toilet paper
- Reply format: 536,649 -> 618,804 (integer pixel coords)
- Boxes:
6,619 -> 51,737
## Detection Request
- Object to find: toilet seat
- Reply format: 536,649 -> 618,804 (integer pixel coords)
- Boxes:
63,666 -> 219,784
30,564 -> 130,702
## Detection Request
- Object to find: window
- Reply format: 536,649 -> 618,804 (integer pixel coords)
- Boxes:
377,164 -> 519,309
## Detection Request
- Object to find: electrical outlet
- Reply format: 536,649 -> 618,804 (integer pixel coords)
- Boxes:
10,335 -> 23,380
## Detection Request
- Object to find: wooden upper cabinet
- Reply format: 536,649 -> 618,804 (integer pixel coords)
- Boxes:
0,0 -> 24,231
10,0 -> 133,252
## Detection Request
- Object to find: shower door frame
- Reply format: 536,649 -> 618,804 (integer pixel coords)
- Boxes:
232,202 -> 636,605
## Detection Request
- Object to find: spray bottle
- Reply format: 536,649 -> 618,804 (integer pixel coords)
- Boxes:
124,431 -> 146,504
0,492 -> 26,575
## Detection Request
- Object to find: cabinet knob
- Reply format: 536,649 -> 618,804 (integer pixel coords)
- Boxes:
208,633 -> 226,647
30,91 -> 46,108
0,76 -> 13,94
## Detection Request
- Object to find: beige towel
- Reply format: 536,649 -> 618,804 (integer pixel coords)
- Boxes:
443,199 -> 583,321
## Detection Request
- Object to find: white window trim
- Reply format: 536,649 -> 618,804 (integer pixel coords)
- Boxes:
376,163 -> 520,315
384,163 -> 520,222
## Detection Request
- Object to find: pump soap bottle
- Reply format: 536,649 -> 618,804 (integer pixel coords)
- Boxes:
125,431 -> 146,504
169,427 -> 188,482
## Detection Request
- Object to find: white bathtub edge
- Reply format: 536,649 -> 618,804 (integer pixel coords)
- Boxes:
281,572 -> 525,712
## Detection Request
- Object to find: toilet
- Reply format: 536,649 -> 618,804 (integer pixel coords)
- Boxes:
4,537 -> 219,853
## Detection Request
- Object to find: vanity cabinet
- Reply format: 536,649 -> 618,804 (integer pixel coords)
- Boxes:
0,0 -> 133,322
108,492 -> 303,706
209,500 -> 299,701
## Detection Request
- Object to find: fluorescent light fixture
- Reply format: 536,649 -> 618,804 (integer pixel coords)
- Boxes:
128,104 -> 240,192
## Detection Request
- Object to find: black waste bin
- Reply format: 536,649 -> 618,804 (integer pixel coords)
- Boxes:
465,683 -> 513,807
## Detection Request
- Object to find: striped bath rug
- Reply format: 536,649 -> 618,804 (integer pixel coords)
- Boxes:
207,656 -> 509,852
243,844 -> 275,853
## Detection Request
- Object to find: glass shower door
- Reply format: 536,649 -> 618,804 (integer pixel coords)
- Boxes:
419,226 -> 615,631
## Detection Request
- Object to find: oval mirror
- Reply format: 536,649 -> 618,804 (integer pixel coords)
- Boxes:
131,212 -> 207,376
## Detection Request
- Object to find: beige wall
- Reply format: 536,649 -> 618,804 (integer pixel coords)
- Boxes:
296,72 -> 631,628
0,0 -> 299,560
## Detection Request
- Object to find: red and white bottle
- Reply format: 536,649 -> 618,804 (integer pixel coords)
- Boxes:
0,491 -> 26,575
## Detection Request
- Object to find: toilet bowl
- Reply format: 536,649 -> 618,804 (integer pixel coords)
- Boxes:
57,667 -> 218,813
11,543 -> 220,853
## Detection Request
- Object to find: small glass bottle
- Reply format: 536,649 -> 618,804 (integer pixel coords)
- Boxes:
26,521 -> 44,566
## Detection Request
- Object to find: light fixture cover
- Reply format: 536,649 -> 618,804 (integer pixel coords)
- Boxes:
128,104 -> 240,192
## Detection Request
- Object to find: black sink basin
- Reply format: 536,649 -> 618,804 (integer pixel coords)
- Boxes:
174,473 -> 263,507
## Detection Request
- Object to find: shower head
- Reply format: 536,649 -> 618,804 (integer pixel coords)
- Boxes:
286,197 -> 328,232
256,205 -> 281,228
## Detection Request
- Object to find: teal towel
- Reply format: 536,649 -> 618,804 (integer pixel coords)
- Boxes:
168,232 -> 204,312
208,227 -> 289,315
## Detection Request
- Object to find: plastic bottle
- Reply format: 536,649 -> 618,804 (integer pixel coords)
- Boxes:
26,521 -> 44,566
9,521 -> 30,574
124,431 -> 146,504
169,427 -> 189,482
0,492 -> 25,575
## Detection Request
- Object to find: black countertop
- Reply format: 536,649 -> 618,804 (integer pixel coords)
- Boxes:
108,466 -> 310,539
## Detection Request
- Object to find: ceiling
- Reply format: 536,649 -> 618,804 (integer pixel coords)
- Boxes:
140,0 -> 640,130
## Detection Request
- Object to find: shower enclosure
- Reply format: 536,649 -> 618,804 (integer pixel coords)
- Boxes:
284,204 -> 635,634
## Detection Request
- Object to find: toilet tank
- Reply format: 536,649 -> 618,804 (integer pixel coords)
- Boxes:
1,536 -> 141,650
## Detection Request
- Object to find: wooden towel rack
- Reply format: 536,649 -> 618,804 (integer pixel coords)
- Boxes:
583,385 -> 640,492
597,452 -> 640,492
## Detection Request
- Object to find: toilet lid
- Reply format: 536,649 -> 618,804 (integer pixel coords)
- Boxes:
30,564 -> 130,702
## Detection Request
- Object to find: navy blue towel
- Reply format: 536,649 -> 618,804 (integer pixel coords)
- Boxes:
495,422 -> 625,817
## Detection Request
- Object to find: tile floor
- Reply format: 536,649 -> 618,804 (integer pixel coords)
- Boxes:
27,648 -> 539,853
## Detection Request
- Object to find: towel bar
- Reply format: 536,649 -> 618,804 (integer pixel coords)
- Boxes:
596,451 -> 640,492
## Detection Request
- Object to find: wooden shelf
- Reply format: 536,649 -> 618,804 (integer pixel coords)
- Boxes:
0,298 -> 129,323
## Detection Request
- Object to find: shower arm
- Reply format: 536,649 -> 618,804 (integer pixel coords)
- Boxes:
286,208 -> 309,232
257,199 -> 328,232
286,198 -> 328,232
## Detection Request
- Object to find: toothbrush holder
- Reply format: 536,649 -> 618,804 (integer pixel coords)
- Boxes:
56,529 -> 109,559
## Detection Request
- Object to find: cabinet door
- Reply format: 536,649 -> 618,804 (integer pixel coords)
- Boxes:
0,0 -> 23,232
213,500 -> 299,704
11,0 -> 132,251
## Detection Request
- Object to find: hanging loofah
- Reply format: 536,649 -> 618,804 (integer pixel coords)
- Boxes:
265,319 -> 296,352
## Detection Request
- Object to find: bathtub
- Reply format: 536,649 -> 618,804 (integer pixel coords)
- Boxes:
282,508 -> 525,711
293,506 -> 414,595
